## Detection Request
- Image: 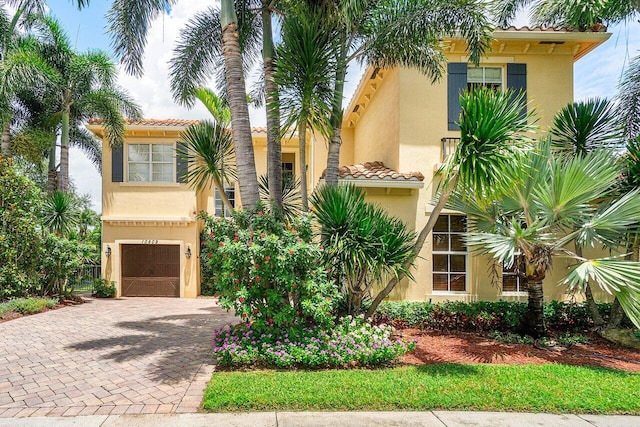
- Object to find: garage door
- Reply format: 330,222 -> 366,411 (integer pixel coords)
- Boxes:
121,244 -> 180,297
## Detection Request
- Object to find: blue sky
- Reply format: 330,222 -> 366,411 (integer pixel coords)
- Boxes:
46,1 -> 640,211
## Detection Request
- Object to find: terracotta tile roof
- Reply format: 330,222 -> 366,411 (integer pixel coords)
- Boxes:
86,118 -> 269,133
321,161 -> 424,182
497,25 -> 607,32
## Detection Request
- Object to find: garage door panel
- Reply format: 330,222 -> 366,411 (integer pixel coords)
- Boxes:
122,245 -> 180,297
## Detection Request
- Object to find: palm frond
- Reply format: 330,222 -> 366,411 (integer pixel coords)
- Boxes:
490,0 -> 532,27
69,126 -> 102,172
550,98 -> 624,156
193,88 -> 231,125
618,54 -> 640,140
258,174 -> 302,222
42,190 -> 80,236
177,120 -> 236,192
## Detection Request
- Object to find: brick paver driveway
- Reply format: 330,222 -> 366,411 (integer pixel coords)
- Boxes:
0,297 -> 236,418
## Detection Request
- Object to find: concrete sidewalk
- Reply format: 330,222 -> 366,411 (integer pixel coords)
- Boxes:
0,411 -> 638,426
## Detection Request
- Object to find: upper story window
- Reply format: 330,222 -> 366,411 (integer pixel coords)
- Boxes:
467,66 -> 502,91
432,214 -> 467,292
214,185 -> 235,218
127,144 -> 174,182
282,161 -> 294,183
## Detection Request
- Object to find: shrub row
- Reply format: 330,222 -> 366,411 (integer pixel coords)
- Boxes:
374,300 -> 630,333
0,297 -> 58,318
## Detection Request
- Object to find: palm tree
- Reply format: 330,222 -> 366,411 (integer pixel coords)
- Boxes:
318,0 -> 493,185
0,6 -> 56,156
42,190 -> 80,236
549,97 -> 625,326
368,88 -> 534,316
30,15 -> 141,192
453,141 -> 640,336
275,4 -> 337,211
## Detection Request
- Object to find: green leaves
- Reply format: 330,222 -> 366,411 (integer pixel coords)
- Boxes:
42,190 -> 80,236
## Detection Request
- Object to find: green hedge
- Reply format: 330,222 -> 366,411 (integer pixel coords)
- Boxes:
374,300 -> 629,333
0,297 -> 58,317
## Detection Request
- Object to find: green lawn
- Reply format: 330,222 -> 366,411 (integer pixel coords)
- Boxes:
203,364 -> 640,414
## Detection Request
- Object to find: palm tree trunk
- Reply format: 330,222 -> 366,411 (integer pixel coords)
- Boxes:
524,280 -> 546,338
58,111 -> 70,191
221,0 -> 260,210
576,246 -> 604,327
47,142 -> 57,193
299,120 -> 308,211
606,297 -> 626,329
262,4 -> 283,212
1,123 -> 11,156
366,171 -> 459,317
324,47 -> 348,186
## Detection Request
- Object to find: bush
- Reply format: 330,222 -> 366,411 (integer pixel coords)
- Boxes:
93,279 -> 116,298
374,300 -> 628,334
39,233 -> 93,296
212,315 -> 415,368
200,205 -> 340,332
0,156 -> 43,299
0,297 -> 57,317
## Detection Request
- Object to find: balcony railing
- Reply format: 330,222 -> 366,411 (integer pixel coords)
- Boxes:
441,137 -> 460,162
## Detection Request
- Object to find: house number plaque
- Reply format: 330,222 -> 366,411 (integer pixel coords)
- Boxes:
141,240 -> 159,244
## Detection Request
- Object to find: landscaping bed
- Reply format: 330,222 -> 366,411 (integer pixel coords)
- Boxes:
0,296 -> 83,323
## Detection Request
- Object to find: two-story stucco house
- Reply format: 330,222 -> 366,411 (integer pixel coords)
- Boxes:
87,26 -> 610,301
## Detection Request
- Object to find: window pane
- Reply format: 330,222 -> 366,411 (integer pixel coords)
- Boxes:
152,163 -> 173,182
450,255 -> 466,272
433,274 -> 449,291
433,254 -> 448,272
434,216 -> 449,232
451,234 -> 466,252
450,274 -> 466,291
128,145 -> 149,162
485,67 -> 502,82
433,234 -> 449,251
467,67 -> 483,81
128,163 -> 149,181
152,144 -> 173,161
450,215 -> 466,232
503,275 -> 518,292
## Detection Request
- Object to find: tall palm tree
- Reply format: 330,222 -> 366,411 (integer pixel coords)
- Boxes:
30,15 -> 141,191
368,88 -> 534,316
453,141 -> 640,336
549,98 -> 625,326
0,5 -> 56,156
318,0 -> 493,185
275,4 -> 337,211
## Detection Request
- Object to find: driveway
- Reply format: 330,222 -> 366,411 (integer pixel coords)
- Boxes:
0,297 -> 237,418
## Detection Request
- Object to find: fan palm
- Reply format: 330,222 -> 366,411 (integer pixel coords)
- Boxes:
452,140 -> 640,336
369,87 -> 535,316
549,97 -> 625,326
275,4 -> 337,211
258,174 -> 302,222
29,15 -> 141,191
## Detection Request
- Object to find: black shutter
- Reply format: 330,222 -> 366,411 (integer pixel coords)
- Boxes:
507,63 -> 527,119
176,142 -> 188,183
447,62 -> 468,131
112,146 -> 123,182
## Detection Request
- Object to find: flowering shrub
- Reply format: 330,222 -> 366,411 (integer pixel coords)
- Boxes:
200,205 -> 340,332
212,315 -> 415,368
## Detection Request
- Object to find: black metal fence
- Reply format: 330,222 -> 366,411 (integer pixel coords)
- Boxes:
441,137 -> 461,162
70,262 -> 101,293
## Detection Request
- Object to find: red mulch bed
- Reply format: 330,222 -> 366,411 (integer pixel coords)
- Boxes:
398,329 -> 640,373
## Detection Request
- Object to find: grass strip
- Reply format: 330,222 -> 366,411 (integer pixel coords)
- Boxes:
203,363 -> 640,414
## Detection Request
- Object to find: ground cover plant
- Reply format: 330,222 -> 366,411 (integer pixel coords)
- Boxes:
202,364 -> 640,413
0,297 -> 57,318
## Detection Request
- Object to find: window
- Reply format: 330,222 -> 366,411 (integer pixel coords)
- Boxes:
215,185 -> 235,218
432,215 -> 467,292
502,254 -> 527,293
127,144 -> 174,182
467,66 -> 502,91
282,161 -> 294,183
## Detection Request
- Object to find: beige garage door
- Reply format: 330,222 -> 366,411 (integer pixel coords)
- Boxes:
121,245 -> 180,297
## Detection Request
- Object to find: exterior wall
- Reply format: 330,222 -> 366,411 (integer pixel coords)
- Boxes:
353,42 -> 595,304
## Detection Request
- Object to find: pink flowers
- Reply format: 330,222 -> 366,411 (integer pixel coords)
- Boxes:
219,241 -> 224,247
264,256 -> 271,262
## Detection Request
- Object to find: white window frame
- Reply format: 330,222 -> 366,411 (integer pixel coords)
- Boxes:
126,143 -> 175,183
214,184 -> 235,218
501,253 -> 527,295
432,214 -> 468,294
467,65 -> 503,91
